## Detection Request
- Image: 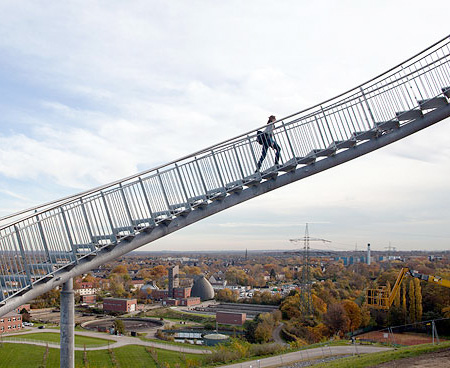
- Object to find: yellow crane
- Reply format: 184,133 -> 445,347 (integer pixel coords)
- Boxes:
367,267 -> 450,310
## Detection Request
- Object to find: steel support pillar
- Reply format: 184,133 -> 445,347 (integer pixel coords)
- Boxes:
60,278 -> 74,368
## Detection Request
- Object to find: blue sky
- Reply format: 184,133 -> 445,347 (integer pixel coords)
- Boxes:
0,1 -> 449,252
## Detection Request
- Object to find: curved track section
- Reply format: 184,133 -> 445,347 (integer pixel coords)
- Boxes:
1,36 -> 450,316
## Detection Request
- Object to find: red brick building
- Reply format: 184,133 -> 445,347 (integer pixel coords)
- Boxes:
82,295 -> 97,304
103,298 -> 137,313
216,311 -> 246,326
0,312 -> 22,334
173,287 -> 191,299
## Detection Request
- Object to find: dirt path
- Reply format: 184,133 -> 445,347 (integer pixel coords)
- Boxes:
371,347 -> 450,368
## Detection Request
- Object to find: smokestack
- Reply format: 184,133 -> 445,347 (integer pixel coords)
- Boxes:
367,243 -> 371,265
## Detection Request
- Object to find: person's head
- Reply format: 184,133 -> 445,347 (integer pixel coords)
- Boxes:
268,115 -> 276,124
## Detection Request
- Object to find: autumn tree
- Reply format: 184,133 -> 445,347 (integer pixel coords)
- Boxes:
280,293 -> 301,319
342,300 -> 362,331
414,278 -> 423,322
215,288 -> 238,302
112,265 -> 128,274
402,282 -> 407,323
323,303 -> 350,335
409,280 -> 416,323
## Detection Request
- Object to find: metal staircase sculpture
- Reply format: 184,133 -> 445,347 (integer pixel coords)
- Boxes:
1,36 -> 450,317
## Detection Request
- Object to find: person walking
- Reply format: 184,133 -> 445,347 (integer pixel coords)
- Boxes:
256,115 -> 281,171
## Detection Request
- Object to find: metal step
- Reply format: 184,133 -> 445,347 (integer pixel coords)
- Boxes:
296,156 -> 316,165
154,215 -> 172,226
226,185 -> 243,194
375,120 -> 399,131
116,233 -> 135,242
307,147 -> 336,158
395,109 -> 423,121
261,170 -> 278,180
442,87 -> 450,98
191,200 -> 208,209
353,129 -> 378,141
331,139 -> 356,150
278,159 -> 297,172
243,175 -> 261,187
92,234 -> 115,243
209,192 -> 227,201
419,96 -> 448,110
74,243 -> 97,252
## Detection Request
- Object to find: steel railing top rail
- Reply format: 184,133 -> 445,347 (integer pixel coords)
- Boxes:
1,34 -> 449,229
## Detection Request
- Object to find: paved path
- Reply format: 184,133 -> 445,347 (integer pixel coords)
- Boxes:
219,345 -> 393,368
272,323 -> 288,346
3,327 -> 210,354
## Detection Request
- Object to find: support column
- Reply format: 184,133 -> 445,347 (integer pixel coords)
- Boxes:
60,278 -> 74,368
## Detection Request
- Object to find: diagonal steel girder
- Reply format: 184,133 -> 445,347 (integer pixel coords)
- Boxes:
0,103 -> 449,317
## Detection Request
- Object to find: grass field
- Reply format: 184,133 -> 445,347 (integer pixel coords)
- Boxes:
3,332 -> 113,347
0,343 -> 204,368
313,341 -> 450,368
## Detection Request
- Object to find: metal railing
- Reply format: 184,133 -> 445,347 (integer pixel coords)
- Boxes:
1,36 -> 450,304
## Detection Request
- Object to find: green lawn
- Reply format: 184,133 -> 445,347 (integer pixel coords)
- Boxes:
0,343 -> 204,368
313,341 -> 450,368
4,332 -> 113,347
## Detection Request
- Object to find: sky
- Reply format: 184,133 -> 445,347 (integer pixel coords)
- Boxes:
0,1 -> 449,253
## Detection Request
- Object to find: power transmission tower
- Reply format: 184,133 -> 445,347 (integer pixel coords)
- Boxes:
290,223 -> 331,315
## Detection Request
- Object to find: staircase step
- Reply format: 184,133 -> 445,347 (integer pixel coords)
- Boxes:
331,139 -> 356,150
442,87 -> 450,98
278,159 -> 297,172
117,233 -> 135,242
261,170 -> 278,180
243,175 -> 261,187
74,243 -> 97,252
155,215 -> 172,226
419,96 -> 448,110
226,180 -> 244,194
191,200 -> 208,209
226,184 -> 243,194
209,191 -> 227,201
296,156 -> 316,165
375,120 -> 399,131
353,129 -> 378,141
395,109 -> 423,121
92,234 -> 115,243
308,147 -> 336,157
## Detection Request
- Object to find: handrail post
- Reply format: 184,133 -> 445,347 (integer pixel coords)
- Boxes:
156,170 -> 172,213
14,226 -> 32,287
360,87 -> 376,127
35,213 -> 51,263
138,178 -> 155,221
119,183 -> 134,227
175,163 -> 191,208
60,208 -> 78,262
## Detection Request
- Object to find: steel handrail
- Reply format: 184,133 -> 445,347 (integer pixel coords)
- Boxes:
1,34 -> 448,226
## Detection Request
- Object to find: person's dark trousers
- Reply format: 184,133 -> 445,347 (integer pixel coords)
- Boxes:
256,139 -> 281,170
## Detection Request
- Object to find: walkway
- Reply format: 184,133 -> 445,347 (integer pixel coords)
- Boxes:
220,345 -> 393,368
3,327 -> 210,354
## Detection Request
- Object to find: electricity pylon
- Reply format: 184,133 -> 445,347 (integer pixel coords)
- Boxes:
290,223 -> 331,315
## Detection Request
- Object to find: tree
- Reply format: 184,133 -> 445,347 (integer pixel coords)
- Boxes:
409,279 -> 416,323
20,308 -> 31,322
215,288 -> 238,302
323,303 -> 350,335
280,293 -> 301,319
414,278 -> 423,322
402,282 -> 407,323
114,319 -> 126,335
342,300 -> 362,331
112,265 -> 128,274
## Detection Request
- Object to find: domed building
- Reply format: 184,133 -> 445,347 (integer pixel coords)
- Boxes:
191,276 -> 214,301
